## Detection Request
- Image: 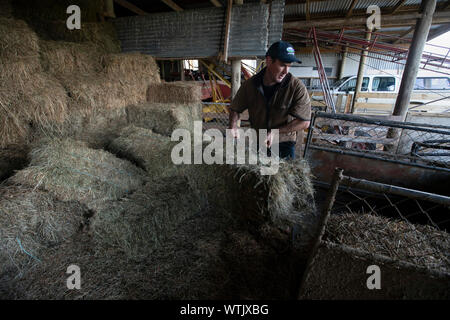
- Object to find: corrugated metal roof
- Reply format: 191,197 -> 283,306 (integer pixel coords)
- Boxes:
310,0 -> 353,15
355,0 -> 401,10
113,0 -> 284,58
285,0 -> 448,17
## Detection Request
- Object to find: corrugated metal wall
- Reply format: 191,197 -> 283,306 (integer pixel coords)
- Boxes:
113,0 -> 284,59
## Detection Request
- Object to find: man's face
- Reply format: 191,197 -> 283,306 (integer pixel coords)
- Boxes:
266,57 -> 292,84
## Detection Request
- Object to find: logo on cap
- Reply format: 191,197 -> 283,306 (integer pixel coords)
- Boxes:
286,47 -> 295,55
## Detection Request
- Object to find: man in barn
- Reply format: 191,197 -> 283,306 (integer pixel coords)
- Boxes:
228,41 -> 311,160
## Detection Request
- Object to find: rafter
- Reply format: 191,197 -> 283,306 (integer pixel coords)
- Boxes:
345,0 -> 359,18
392,26 -> 415,44
390,0 -> 408,15
306,0 -> 310,20
210,0 -> 222,7
160,0 -> 183,12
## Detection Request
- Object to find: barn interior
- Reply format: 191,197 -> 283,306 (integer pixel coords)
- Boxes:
0,0 -> 449,300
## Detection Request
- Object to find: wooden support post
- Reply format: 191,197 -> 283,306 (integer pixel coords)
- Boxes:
180,60 -> 185,81
351,29 -> 372,113
338,45 -> 348,80
297,168 -> 344,299
393,0 -> 437,121
222,0 -> 233,63
232,59 -> 241,127
231,59 -> 241,99
386,0 -> 437,153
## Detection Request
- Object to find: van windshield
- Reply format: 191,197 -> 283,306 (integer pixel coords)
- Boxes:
331,77 -> 351,88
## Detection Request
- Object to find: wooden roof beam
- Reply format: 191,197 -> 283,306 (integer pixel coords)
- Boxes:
113,0 -> 149,15
392,26 -> 415,44
306,0 -> 310,20
160,0 -> 183,12
210,0 -> 222,7
284,10 -> 450,29
390,0 -> 408,15
345,0 -> 359,18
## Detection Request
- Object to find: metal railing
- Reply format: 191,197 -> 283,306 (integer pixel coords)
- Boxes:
303,111 -> 450,172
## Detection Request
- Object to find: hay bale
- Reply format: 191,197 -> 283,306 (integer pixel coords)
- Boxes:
325,212 -> 450,273
43,21 -> 121,53
0,185 -> 86,288
39,40 -> 105,77
64,74 -> 148,113
187,157 -> 318,257
0,18 -> 39,59
102,53 -> 160,84
126,103 -> 202,136
34,106 -> 129,149
146,81 -> 202,104
0,18 -> 41,83
9,138 -> 146,209
90,175 -> 202,260
108,125 -> 182,178
8,208 -> 231,299
0,73 -> 68,148
9,206 -> 305,299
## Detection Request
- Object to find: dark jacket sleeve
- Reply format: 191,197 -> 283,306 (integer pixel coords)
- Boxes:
230,80 -> 249,113
289,79 -> 311,121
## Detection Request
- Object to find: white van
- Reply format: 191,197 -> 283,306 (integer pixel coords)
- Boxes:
312,75 -> 450,114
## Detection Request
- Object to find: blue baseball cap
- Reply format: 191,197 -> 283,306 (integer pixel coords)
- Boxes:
266,41 -> 301,64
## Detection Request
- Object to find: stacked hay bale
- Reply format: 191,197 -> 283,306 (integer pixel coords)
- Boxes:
38,39 -> 160,147
9,138 -> 146,210
108,125 -> 182,178
0,185 -> 87,295
126,82 -> 203,136
299,212 -> 450,299
0,18 -> 67,148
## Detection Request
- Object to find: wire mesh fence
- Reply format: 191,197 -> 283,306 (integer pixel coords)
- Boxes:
202,102 -> 230,134
304,111 -> 450,171
310,169 -> 450,277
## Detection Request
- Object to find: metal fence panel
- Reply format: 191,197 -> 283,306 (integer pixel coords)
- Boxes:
113,0 -> 285,59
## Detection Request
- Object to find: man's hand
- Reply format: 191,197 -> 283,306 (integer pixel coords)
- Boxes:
230,127 -> 240,139
265,130 -> 273,148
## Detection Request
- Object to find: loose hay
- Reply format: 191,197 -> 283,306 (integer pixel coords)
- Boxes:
187,154 -> 318,258
324,212 -> 450,273
0,185 -> 86,289
108,125 -> 182,178
126,103 -> 202,136
146,81 -> 202,104
10,138 -> 146,208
